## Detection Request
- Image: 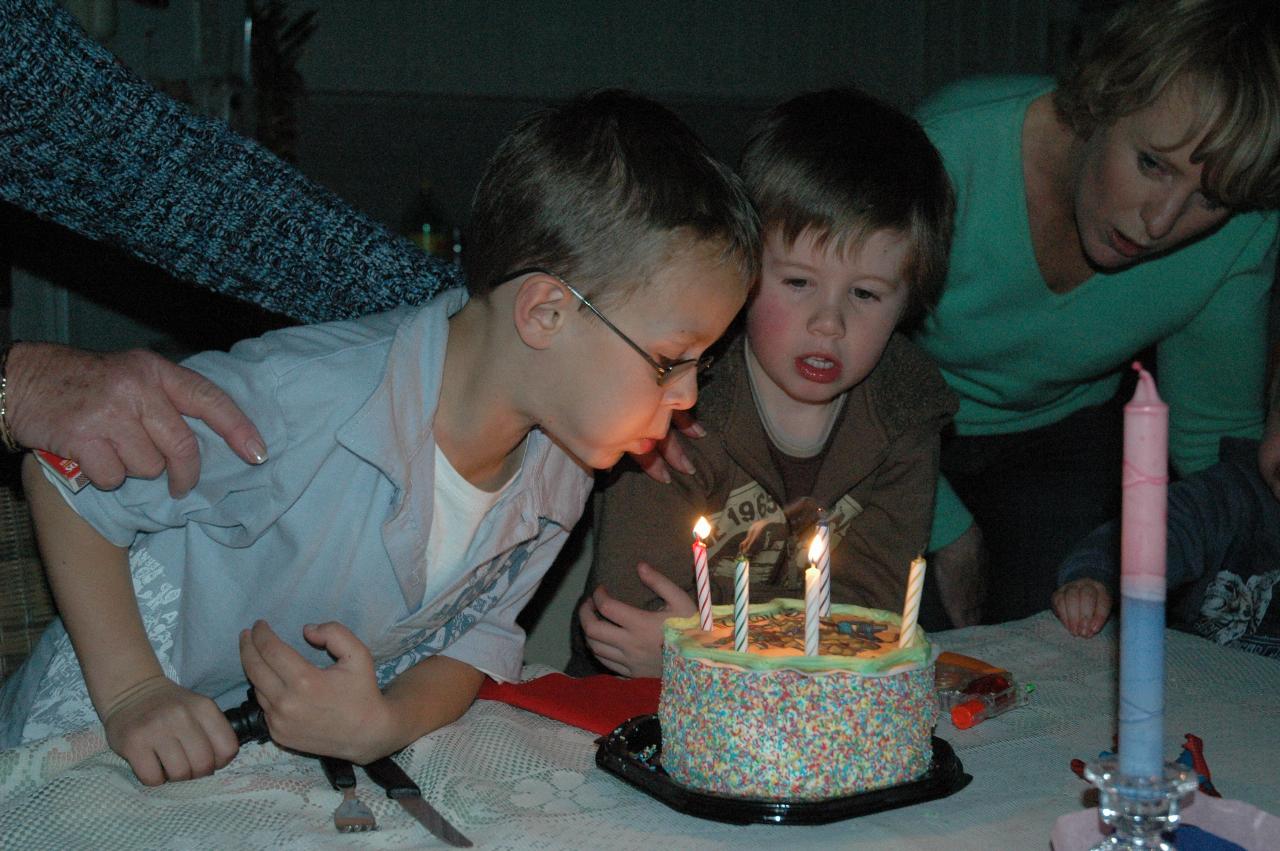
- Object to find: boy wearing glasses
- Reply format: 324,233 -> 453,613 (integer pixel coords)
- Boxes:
573,89 -> 958,677
1,90 -> 758,784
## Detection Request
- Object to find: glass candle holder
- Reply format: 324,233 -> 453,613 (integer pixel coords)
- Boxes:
1082,759 -> 1199,850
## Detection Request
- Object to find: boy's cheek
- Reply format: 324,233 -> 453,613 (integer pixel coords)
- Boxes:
745,299 -> 787,341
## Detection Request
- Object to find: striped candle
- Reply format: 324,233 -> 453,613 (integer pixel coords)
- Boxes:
804,566 -> 820,655
1118,362 -> 1169,779
692,516 -> 713,632
899,554 -> 927,648
814,519 -> 832,617
733,555 -> 750,652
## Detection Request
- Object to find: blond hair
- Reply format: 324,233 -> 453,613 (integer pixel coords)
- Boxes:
466,90 -> 759,303
1054,0 -> 1280,210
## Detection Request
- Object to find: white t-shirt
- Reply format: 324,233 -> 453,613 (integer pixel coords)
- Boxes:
424,443 -> 521,603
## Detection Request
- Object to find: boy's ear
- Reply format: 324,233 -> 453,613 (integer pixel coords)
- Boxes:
512,274 -> 569,350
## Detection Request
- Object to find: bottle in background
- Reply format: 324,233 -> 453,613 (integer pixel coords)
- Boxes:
402,178 -> 451,258
450,226 -> 464,268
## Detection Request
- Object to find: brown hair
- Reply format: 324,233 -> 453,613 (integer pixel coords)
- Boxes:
1054,0 -> 1280,210
739,87 -> 955,324
464,89 -> 760,303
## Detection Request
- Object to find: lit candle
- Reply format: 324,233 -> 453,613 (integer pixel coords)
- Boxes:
809,529 -> 831,617
899,554 -> 927,648
692,516 -> 713,632
733,554 -> 750,653
804,565 -> 820,656
1118,362 -> 1169,779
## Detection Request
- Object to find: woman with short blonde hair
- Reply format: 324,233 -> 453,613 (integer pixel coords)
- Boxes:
1055,0 -> 1280,210
915,0 -> 1280,624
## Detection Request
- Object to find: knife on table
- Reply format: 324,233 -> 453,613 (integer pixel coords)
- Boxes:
363,755 -> 473,847
225,691 -> 470,844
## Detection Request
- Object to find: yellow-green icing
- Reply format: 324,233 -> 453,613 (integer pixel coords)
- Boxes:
663,598 -> 931,674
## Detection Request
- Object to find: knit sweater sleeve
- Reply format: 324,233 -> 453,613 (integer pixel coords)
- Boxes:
0,0 -> 463,323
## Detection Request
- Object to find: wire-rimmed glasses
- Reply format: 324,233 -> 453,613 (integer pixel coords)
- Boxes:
497,266 -> 713,386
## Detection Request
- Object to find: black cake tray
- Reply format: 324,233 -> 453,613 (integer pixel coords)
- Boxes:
595,714 -> 971,826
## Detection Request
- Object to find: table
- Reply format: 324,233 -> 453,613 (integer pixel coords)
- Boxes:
2,612 -> 1277,850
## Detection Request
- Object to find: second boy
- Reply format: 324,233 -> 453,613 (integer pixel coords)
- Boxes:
574,88 -> 957,677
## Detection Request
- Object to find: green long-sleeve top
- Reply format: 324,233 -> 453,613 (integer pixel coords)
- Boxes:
915,76 -> 1278,547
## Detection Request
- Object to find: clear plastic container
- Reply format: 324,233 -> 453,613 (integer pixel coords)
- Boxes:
935,652 -> 1033,729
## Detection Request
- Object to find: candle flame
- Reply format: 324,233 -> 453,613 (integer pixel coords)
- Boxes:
693,516 -> 711,541
808,533 -> 825,563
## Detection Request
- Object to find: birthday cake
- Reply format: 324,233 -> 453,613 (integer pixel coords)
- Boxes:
658,598 -> 936,801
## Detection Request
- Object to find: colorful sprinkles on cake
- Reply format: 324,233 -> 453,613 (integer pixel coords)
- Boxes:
658,599 -> 936,801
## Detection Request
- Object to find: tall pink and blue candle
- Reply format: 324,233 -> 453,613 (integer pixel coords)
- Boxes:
1118,362 -> 1169,778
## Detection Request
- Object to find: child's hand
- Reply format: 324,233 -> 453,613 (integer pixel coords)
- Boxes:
101,673 -> 239,786
1051,578 -> 1112,637
578,561 -> 697,678
239,620 -> 392,763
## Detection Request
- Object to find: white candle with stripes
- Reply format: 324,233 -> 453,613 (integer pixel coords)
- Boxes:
692,517 -> 713,631
733,554 -> 750,652
899,554 -> 927,648
804,566 -> 821,656
809,528 -> 831,617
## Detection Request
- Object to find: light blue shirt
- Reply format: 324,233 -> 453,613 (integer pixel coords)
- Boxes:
2,290 -> 591,742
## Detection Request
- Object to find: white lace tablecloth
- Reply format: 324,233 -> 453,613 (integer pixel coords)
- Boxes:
2,612 -> 1277,850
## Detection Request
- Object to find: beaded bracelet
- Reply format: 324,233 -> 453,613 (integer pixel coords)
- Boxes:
0,342 -> 22,453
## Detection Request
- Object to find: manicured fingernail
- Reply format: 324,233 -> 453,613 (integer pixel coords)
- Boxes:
657,468 -> 671,484
247,439 -> 268,464
689,423 -> 707,438
679,459 -> 696,476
